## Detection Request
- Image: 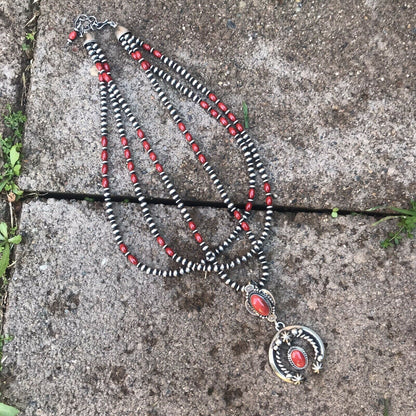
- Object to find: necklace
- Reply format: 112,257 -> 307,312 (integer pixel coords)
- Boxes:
68,14 -> 325,385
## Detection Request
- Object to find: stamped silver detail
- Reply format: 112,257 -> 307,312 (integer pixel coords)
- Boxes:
268,325 -> 325,384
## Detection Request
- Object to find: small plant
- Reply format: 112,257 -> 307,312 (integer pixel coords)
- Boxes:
383,397 -> 390,416
242,102 -> 249,130
22,31 -> 36,54
371,200 -> 416,248
331,207 -> 339,218
0,223 -> 22,284
0,106 -> 25,198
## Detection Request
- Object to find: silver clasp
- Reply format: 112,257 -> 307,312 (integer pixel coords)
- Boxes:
73,15 -> 117,37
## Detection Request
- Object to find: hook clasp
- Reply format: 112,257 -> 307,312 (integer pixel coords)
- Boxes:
73,15 -> 117,38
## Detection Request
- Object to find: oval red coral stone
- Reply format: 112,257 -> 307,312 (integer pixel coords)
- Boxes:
290,349 -> 306,369
250,294 -> 270,316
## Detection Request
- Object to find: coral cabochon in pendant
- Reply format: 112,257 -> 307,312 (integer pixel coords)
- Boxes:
250,294 -> 270,316
244,284 -> 276,321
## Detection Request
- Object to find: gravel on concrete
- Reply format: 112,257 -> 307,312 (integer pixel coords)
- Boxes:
19,0 -> 416,210
2,199 -> 415,416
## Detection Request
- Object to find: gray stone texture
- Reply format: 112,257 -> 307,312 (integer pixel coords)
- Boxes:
19,0 -> 416,210
2,199 -> 416,415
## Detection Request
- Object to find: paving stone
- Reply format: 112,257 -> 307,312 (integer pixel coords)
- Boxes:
19,1 -> 416,210
2,199 -> 415,415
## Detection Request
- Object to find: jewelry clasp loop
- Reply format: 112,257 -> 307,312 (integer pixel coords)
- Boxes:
74,15 -> 117,37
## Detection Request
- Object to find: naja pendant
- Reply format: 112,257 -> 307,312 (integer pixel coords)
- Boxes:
245,283 -> 325,384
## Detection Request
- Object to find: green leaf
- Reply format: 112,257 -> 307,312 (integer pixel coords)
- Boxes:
8,235 -> 21,245
13,164 -> 21,176
9,146 -> 20,167
0,402 -> 20,416
389,207 -> 416,216
0,180 -> 8,193
331,207 -> 339,218
0,223 -> 8,239
242,101 -> 249,129
12,185 -> 23,195
0,243 -> 10,278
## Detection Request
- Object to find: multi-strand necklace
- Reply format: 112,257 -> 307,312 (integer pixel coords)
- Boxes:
67,15 -> 324,385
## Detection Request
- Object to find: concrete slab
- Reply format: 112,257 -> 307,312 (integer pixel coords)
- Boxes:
19,1 -> 416,210
2,199 -> 415,415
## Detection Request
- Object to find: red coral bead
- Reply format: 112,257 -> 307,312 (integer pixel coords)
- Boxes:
156,236 -> 165,246
210,109 -> 219,118
155,163 -> 163,173
228,112 -> 236,122
264,182 -> 271,193
141,60 -> 150,70
98,74 -> 104,82
96,62 -> 103,71
68,31 -> 78,41
153,49 -> 162,58
208,93 -> 217,102
185,133 -> 192,142
127,161 -> 134,171
102,177 -> 109,188
101,136 -> 107,147
219,117 -> 228,126
132,51 -> 142,60
131,173 -> 138,183
248,188 -> 255,199
188,221 -> 196,231
198,154 -> 206,164
178,122 -> 186,131
165,247 -> 174,257
241,222 -> 250,231
194,233 -> 203,243
142,141 -> 150,151
266,196 -> 273,206
102,164 -> 108,174
250,294 -> 270,316
128,254 -> 138,265
149,152 -> 157,161
200,101 -> 209,110
137,129 -> 145,139
218,102 -> 227,112
103,73 -> 112,83
191,143 -> 199,153
143,43 -> 151,51
119,243 -> 128,254
124,149 -> 131,159
101,150 -> 108,161
236,122 -> 244,132
233,211 -> 242,220
228,126 -> 237,136
103,62 -> 110,72
290,349 -> 307,369
121,136 -> 128,146
245,202 -> 253,212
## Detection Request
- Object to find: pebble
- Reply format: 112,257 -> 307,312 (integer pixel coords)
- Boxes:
227,20 -> 236,29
